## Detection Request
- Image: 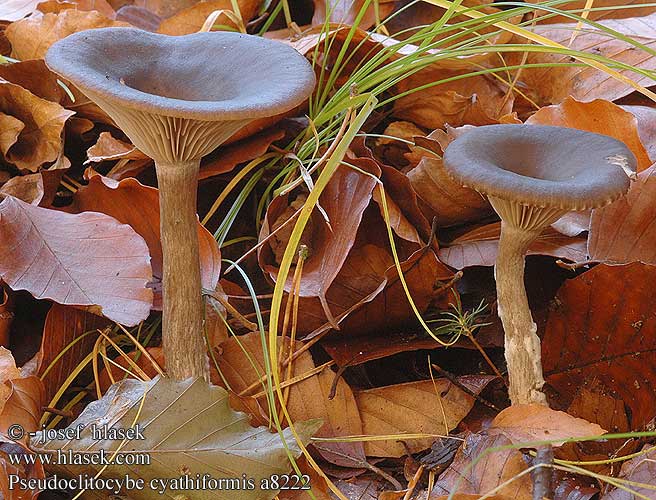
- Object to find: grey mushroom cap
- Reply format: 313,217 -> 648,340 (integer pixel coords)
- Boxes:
45,27 -> 316,122
442,124 -> 637,211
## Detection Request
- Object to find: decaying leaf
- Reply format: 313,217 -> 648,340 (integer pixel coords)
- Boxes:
33,376 -> 320,500
526,97 -> 652,172
86,131 -> 147,163
157,0 -> 260,35
543,262 -> 656,428
438,222 -> 588,269
356,376 -> 494,457
588,165 -> 656,265
0,195 -> 153,326
0,347 -> 44,437
0,173 -> 45,205
0,79 -> 73,172
600,445 -> 656,499
72,174 -> 221,308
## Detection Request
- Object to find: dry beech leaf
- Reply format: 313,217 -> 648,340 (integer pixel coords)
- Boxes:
0,1 -> 39,21
600,445 -> 656,500
623,105 -> 656,163
0,60 -> 63,104
72,174 -> 221,309
217,332 -> 367,468
115,5 -> 162,31
588,165 -> 656,265
543,263 -> 656,428
356,376 -> 494,457
6,10 -> 129,60
0,114 -> 23,156
431,431 -> 533,499
157,0 -> 261,36
0,79 -> 73,172
0,195 -> 153,326
407,157 -> 492,227
86,131 -> 147,163
529,0 -> 656,23
490,404 -> 606,447
33,376 -> 320,500
36,0 -> 116,17
312,0 -> 394,30
133,0 -> 196,18
38,304 -> 108,401
199,127 -> 285,180
438,222 -> 588,269
0,287 -> 11,347
97,346 -> 164,393
526,97 -> 652,172
509,15 -> 656,108
0,442 -> 44,500
0,173 -> 45,205
551,211 -> 591,237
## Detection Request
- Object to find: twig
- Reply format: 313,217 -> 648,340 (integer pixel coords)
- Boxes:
532,445 -> 554,500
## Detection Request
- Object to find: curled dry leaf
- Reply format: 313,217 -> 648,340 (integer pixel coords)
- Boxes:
0,1 -> 39,21
0,79 -> 73,172
490,404 -> 606,447
38,304 -> 109,401
588,165 -> 656,265
157,0 -> 260,35
431,431 -> 533,499
217,332 -> 367,468
526,97 -> 652,172
86,131 -> 147,163
438,222 -> 588,269
0,441 -> 44,500
312,0 -> 394,30
509,14 -> 656,109
6,9 -> 129,60
0,173 -> 45,205
356,376 -> 494,457
72,174 -> 221,309
543,262 -> 656,428
115,5 -> 162,31
0,60 -> 64,105
0,114 -> 23,156
0,195 -> 153,326
600,445 -> 656,500
0,287 -> 11,347
36,0 -> 116,18
623,105 -> 656,163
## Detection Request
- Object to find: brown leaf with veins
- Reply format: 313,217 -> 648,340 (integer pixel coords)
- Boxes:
36,0 -> 116,17
6,10 -> 129,60
0,114 -> 23,156
588,165 -> 656,265
431,431 -> 533,499
157,0 -> 260,35
86,131 -> 147,163
509,15 -> 656,110
490,404 -> 606,447
439,222 -> 588,269
600,445 -> 656,499
217,332 -> 367,468
0,173 -> 45,205
71,174 -> 221,309
38,304 -> 108,401
543,262 -> 656,428
0,195 -> 153,326
529,0 -> 656,23
0,347 -> 44,436
356,376 -> 494,457
527,97 -> 652,172
0,287 -> 11,347
0,79 -> 73,172
312,0 -> 394,30
0,59 -> 64,105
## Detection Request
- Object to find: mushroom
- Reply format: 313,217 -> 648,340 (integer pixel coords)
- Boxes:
443,124 -> 636,405
45,28 -> 315,381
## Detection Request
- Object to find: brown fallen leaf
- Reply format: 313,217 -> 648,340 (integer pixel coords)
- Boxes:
0,347 -> 44,437
6,9 -> 129,60
509,15 -> 656,109
600,445 -> 656,499
526,97 -> 652,172
85,131 -> 147,163
490,404 -> 606,447
157,0 -> 260,35
438,222 -> 588,269
312,0 -> 394,30
133,0 -> 197,18
97,346 -> 164,393
529,0 -> 656,23
0,59 -> 64,106
217,332 -> 367,468
0,195 -> 153,326
375,121 -> 428,169
36,0 -> 116,17
0,441 -> 43,500
356,376 -> 494,457
115,4 -> 162,31
0,79 -> 73,172
0,114 -> 23,156
624,105 -> 656,163
543,262 -> 656,428
588,165 -> 656,265
0,287 -> 11,347
431,431 -> 533,499
0,1 -> 39,21
71,174 -> 221,309
38,304 -> 108,401
0,173 -> 45,205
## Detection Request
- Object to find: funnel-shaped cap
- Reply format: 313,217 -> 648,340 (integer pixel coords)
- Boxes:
45,28 -> 316,162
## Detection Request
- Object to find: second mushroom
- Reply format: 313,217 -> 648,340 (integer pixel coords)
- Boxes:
443,124 -> 636,405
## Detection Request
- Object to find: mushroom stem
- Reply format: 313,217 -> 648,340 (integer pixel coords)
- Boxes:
155,160 -> 209,381
496,221 -> 547,406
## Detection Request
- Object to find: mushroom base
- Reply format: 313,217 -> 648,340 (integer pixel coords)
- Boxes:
495,222 -> 548,406
156,160 -> 209,381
